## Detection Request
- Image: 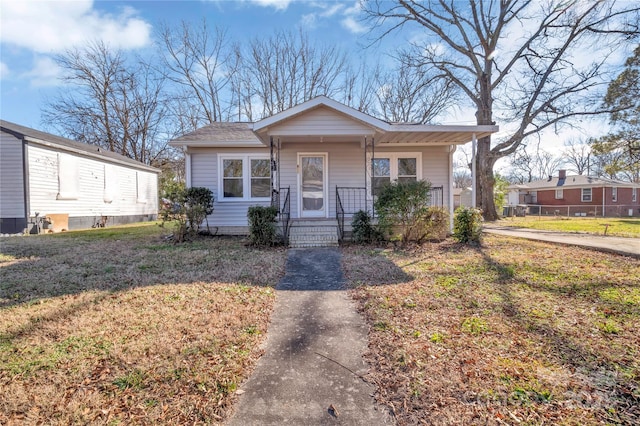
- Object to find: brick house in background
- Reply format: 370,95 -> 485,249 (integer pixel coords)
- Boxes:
507,170 -> 640,217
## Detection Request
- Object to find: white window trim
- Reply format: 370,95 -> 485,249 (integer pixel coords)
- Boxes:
555,189 -> 563,199
217,154 -> 271,202
369,152 -> 423,197
136,171 -> 148,204
633,188 -> 637,202
612,187 -> 617,203
581,188 -> 592,202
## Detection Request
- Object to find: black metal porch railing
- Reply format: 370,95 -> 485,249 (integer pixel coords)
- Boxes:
272,187 -> 291,243
335,185 -> 444,241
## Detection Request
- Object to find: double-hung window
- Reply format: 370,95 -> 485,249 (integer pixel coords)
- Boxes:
371,153 -> 421,195
612,187 -> 617,202
633,188 -> 637,202
555,189 -> 563,199
581,188 -> 592,202
219,155 -> 270,200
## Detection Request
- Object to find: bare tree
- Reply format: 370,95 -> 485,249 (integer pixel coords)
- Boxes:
157,20 -> 235,127
364,0 -> 640,219
375,59 -> 458,123
233,30 -> 348,119
340,61 -> 381,116
453,168 -> 472,189
506,142 -> 564,184
42,41 -> 170,165
563,138 -> 592,175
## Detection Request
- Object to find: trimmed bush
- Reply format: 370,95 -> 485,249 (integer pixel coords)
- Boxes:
184,187 -> 214,233
374,180 -> 434,244
159,186 -> 214,242
453,206 -> 483,243
247,206 -> 279,246
351,210 -> 382,244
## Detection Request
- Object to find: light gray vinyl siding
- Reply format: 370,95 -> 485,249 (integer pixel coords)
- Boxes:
27,143 -> 158,219
0,131 -> 25,217
269,107 -> 374,135
189,143 -> 452,227
189,147 -> 271,227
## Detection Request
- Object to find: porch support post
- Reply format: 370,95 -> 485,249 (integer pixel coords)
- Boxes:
471,133 -> 477,208
371,137 -> 375,216
364,136 -> 367,207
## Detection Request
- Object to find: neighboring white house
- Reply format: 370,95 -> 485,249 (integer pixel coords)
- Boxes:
169,96 -> 498,246
1,120 -> 159,234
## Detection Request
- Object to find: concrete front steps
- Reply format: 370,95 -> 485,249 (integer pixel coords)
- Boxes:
288,219 -> 339,248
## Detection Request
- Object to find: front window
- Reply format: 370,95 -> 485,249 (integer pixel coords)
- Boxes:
582,188 -> 592,202
371,153 -> 421,196
612,187 -> 617,202
555,189 -> 563,199
372,158 -> 390,195
220,155 -> 270,200
223,159 -> 243,198
251,159 -> 270,198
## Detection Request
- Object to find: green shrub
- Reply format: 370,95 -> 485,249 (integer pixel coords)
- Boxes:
351,210 -> 382,244
184,187 -> 214,233
247,206 -> 279,246
160,186 -> 214,242
374,180 -> 434,244
453,206 -> 483,243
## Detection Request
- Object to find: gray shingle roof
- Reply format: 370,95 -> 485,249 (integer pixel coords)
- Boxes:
170,122 -> 263,145
1,120 -> 159,172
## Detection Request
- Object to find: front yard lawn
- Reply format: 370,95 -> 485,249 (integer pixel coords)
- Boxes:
497,216 -> 640,238
0,223 -> 286,425
344,235 -> 639,425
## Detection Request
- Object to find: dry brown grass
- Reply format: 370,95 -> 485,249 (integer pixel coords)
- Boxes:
343,236 -> 640,425
0,224 -> 286,425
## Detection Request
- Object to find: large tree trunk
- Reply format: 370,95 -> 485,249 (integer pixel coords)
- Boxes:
476,138 -> 498,221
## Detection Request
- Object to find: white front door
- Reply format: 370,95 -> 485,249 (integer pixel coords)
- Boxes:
298,153 -> 328,218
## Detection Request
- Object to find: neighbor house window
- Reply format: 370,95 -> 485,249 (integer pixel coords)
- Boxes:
57,153 -> 79,200
581,188 -> 592,202
555,189 -> 563,199
371,153 -> 421,196
612,187 -> 617,202
219,155 -> 270,200
633,188 -> 637,202
136,172 -> 148,203
104,164 -> 118,203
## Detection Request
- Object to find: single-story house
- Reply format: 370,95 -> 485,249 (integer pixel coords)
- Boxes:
507,169 -> 640,217
1,120 -> 159,234
169,96 -> 498,246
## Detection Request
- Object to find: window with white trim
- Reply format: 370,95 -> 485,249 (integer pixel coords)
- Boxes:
555,189 -> 563,199
371,153 -> 421,195
57,153 -> 79,200
581,188 -> 592,202
633,188 -> 637,202
136,172 -> 148,203
104,164 -> 118,203
612,187 -> 617,202
219,155 -> 270,200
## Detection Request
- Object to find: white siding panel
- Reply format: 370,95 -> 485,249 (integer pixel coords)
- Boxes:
270,107 -> 374,135
27,144 -> 158,219
0,131 -> 25,217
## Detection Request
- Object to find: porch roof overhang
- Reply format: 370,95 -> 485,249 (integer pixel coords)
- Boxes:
252,96 -> 498,146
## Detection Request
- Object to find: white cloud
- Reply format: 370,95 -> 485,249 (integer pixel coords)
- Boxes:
341,16 -> 367,34
0,61 -> 9,79
0,0 -> 151,53
24,56 -> 65,87
249,0 -> 291,11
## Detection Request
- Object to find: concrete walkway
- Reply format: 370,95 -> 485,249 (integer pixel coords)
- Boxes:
483,224 -> 640,258
228,248 -> 392,425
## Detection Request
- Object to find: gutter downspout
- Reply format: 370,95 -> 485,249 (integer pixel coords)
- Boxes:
471,133 -> 477,208
449,145 -> 456,231
184,148 -> 192,188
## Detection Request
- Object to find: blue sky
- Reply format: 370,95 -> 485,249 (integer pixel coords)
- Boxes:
1,0 -> 393,128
